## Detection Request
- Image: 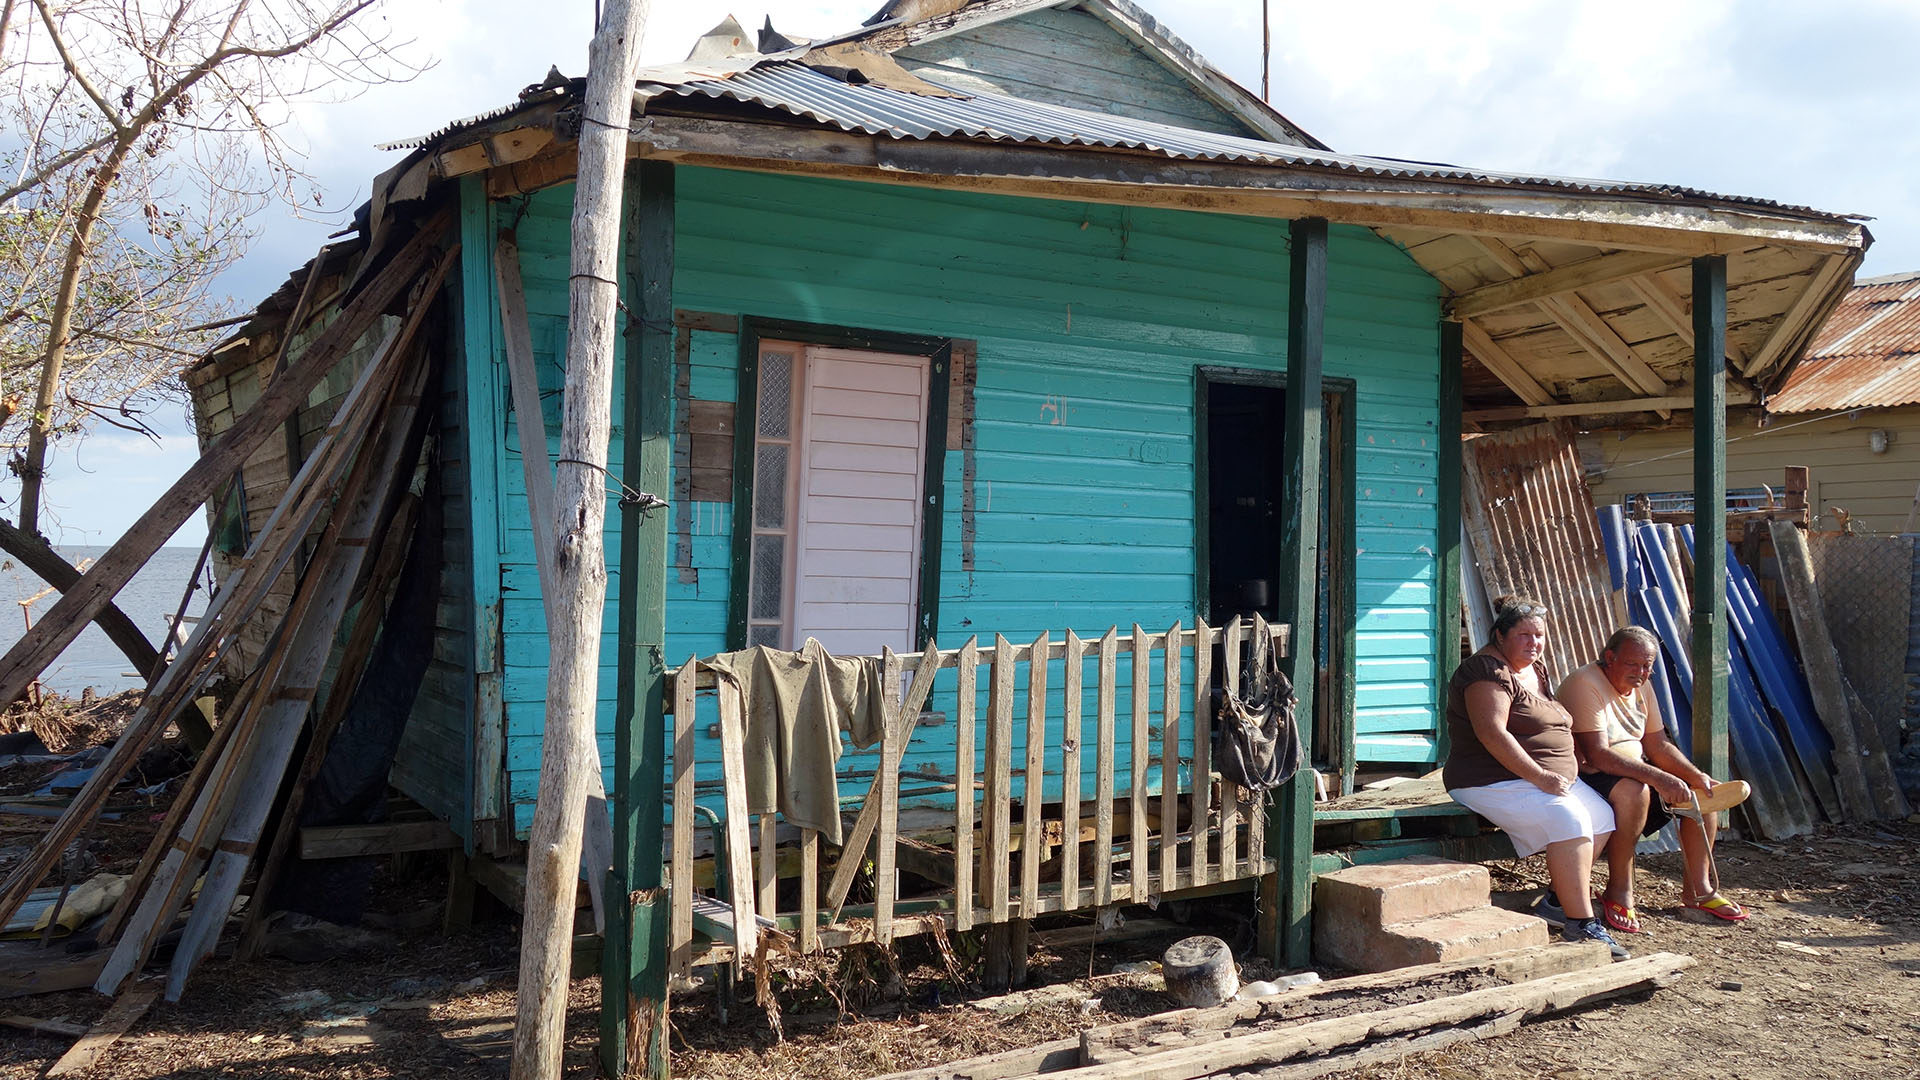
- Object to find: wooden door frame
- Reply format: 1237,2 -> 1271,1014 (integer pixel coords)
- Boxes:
727,317 -> 954,651
1192,366 -> 1358,787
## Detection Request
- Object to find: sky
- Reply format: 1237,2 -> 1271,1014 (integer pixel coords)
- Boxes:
24,0 -> 1920,548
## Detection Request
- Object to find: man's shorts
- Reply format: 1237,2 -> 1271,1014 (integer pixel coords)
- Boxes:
1580,771 -> 1671,837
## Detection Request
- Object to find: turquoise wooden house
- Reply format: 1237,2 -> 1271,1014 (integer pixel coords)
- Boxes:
193,0 -> 1865,1071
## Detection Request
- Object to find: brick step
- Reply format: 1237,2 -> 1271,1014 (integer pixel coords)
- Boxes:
1316,903 -> 1551,973
1314,856 -> 1494,927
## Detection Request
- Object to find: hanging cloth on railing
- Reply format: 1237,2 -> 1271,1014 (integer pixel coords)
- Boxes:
1214,614 -> 1302,793
703,639 -> 888,846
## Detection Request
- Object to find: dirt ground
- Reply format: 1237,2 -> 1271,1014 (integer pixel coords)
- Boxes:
3,815 -> 1917,1079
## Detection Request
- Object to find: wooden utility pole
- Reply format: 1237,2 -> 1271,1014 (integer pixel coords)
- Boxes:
510,1 -> 651,1077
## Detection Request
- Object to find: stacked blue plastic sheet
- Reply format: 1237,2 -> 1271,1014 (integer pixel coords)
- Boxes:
1594,506 -> 1822,838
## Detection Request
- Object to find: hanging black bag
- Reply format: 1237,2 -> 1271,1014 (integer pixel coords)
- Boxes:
1214,613 -> 1302,793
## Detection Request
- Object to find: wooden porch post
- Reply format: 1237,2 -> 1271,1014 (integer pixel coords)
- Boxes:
1689,255 -> 1731,779
1435,321 -> 1464,766
1264,217 -> 1326,967
603,160 -> 675,1078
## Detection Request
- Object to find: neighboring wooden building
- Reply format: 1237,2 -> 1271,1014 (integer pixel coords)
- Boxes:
186,0 -> 1866,1043
1588,271 -> 1920,535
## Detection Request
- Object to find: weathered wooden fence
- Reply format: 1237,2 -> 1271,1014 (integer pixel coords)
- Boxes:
665,618 -> 1288,974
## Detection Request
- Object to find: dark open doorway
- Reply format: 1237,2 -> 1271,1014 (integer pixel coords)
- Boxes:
1196,369 -> 1356,789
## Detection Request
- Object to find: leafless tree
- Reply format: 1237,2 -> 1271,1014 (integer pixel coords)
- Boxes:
0,0 -> 419,685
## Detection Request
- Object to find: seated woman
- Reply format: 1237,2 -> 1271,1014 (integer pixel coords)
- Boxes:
1443,598 -> 1628,959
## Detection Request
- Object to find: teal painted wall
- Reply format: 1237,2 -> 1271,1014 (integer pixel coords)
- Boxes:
478,168 -> 1443,833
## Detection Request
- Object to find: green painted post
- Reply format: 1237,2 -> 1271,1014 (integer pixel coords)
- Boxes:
1434,321 -> 1464,767
1690,255 -> 1731,781
1267,217 -> 1326,968
604,160 -> 675,1079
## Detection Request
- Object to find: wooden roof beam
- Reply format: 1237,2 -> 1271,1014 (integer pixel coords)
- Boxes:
1743,252 -> 1859,378
1447,250 -> 1682,320
1472,238 -> 1669,407
1464,385 -> 1756,423
1459,319 -> 1554,407
1625,271 -> 1754,370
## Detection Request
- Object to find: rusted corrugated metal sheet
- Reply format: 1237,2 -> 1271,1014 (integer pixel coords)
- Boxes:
1461,421 -> 1624,680
1771,272 -> 1920,413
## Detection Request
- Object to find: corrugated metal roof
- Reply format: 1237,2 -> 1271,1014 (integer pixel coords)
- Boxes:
384,58 -> 1855,221
636,62 -> 1836,213
1769,274 -> 1920,413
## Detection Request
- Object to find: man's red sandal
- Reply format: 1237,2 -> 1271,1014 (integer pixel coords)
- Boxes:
1682,893 -> 1749,922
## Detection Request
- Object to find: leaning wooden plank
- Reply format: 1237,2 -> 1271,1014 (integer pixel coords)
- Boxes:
1060,629 -> 1085,908
1067,952 -> 1695,1077
1093,628 -> 1118,907
1022,631 -> 1050,920
1079,941 -> 1610,1059
987,635 -> 1015,925
1768,521 -> 1886,821
954,637 -> 979,931
1160,621 -> 1182,893
163,361 -> 434,1000
1129,624 -> 1151,902
0,952 -> 106,1000
877,648 -> 905,943
712,676 -> 759,967
867,1035 -> 1085,1080
823,637 -> 943,917
0,240 -> 452,930
47,984 -> 158,1078
1190,619 -> 1213,888
0,219 -> 450,722
237,482 -> 425,960
670,658 -> 699,975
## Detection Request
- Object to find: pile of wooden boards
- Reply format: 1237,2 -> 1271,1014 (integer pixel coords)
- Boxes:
0,216 -> 457,1014
870,942 -> 1694,1080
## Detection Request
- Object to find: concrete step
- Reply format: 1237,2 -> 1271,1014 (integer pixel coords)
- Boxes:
1313,856 -> 1493,927
1316,904 -> 1551,974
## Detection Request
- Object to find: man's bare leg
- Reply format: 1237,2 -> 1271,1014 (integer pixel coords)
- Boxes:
1677,808 -> 1720,900
1602,779 -> 1650,912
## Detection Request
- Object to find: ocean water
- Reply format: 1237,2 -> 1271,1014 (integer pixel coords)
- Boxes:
0,546 -> 211,696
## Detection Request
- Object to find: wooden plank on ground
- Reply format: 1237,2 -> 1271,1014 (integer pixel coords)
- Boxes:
1023,631 -> 1050,919
954,637 -> 979,931
1094,627 -> 1118,907
0,952 -> 106,1000
1079,941 -> 1609,1058
47,985 -> 158,1078
866,1035 -> 1083,1080
1068,953 -> 1694,1077
0,1014 -> 88,1038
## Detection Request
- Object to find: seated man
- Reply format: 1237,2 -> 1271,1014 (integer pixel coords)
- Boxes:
1556,627 -> 1749,932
